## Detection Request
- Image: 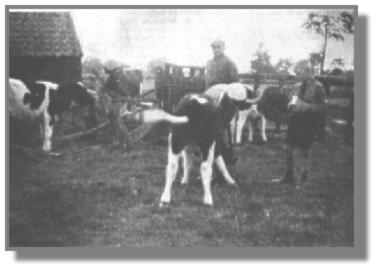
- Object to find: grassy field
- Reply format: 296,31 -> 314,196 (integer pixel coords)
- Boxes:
8,114 -> 354,247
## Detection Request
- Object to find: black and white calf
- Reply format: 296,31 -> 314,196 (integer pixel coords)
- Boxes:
230,104 -> 267,144
143,83 -> 263,206
230,83 -> 292,144
229,83 -> 271,145
9,78 -> 98,153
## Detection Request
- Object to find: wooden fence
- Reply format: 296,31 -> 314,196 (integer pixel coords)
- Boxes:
153,66 -> 354,112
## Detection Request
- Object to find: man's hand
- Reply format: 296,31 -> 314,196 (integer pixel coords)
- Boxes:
288,95 -> 310,112
293,99 -> 311,112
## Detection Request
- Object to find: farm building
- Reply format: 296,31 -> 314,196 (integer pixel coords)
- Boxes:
9,12 -> 83,84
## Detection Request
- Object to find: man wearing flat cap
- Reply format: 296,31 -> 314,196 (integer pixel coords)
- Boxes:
205,39 -> 239,89
205,39 -> 239,166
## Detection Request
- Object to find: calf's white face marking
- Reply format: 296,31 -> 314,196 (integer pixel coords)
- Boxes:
288,95 -> 299,108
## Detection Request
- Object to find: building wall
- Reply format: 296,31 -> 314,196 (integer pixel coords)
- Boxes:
9,56 -> 82,84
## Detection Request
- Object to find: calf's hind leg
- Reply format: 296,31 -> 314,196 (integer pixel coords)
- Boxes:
201,142 -> 216,205
214,154 -> 236,186
260,116 -> 267,142
247,118 -> 254,142
235,110 -> 248,144
160,134 -> 180,206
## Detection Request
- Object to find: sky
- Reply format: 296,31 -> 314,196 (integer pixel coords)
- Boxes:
70,9 -> 354,72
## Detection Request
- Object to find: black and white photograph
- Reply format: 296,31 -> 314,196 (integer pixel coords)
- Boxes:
7,7 -> 355,248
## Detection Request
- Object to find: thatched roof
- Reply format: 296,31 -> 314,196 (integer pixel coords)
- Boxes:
9,12 -> 82,57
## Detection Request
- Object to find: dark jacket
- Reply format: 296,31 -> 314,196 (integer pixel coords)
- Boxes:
205,54 -> 238,89
286,79 -> 327,149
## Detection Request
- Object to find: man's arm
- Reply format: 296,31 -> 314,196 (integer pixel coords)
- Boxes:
205,61 -> 213,89
228,60 -> 239,83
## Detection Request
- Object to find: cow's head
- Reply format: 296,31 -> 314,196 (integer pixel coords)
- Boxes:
287,94 -> 306,112
244,84 -> 266,105
105,67 -> 125,91
105,67 -> 142,97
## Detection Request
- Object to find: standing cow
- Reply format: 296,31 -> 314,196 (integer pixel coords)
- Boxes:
9,78 -> 98,153
140,83 -> 264,206
231,103 -> 268,144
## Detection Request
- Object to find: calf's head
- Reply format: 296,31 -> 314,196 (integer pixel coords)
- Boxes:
288,95 -> 300,111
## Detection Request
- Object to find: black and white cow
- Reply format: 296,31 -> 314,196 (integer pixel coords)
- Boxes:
231,84 -> 291,144
229,83 -> 269,145
231,104 -> 267,144
142,83 -> 264,206
9,78 -> 98,153
204,83 -> 260,163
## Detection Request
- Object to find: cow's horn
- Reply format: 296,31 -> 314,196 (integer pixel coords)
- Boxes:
245,86 -> 265,104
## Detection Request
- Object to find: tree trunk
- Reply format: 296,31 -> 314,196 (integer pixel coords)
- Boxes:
320,25 -> 329,75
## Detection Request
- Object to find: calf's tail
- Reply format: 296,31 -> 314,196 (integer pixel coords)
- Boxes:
142,109 -> 189,125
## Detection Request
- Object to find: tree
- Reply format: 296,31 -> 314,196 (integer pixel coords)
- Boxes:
274,58 -> 293,75
331,58 -> 345,68
309,52 -> 323,75
302,11 -> 354,74
250,43 -> 276,74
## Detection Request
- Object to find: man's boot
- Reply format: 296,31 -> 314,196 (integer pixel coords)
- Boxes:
296,170 -> 308,189
272,168 -> 295,185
